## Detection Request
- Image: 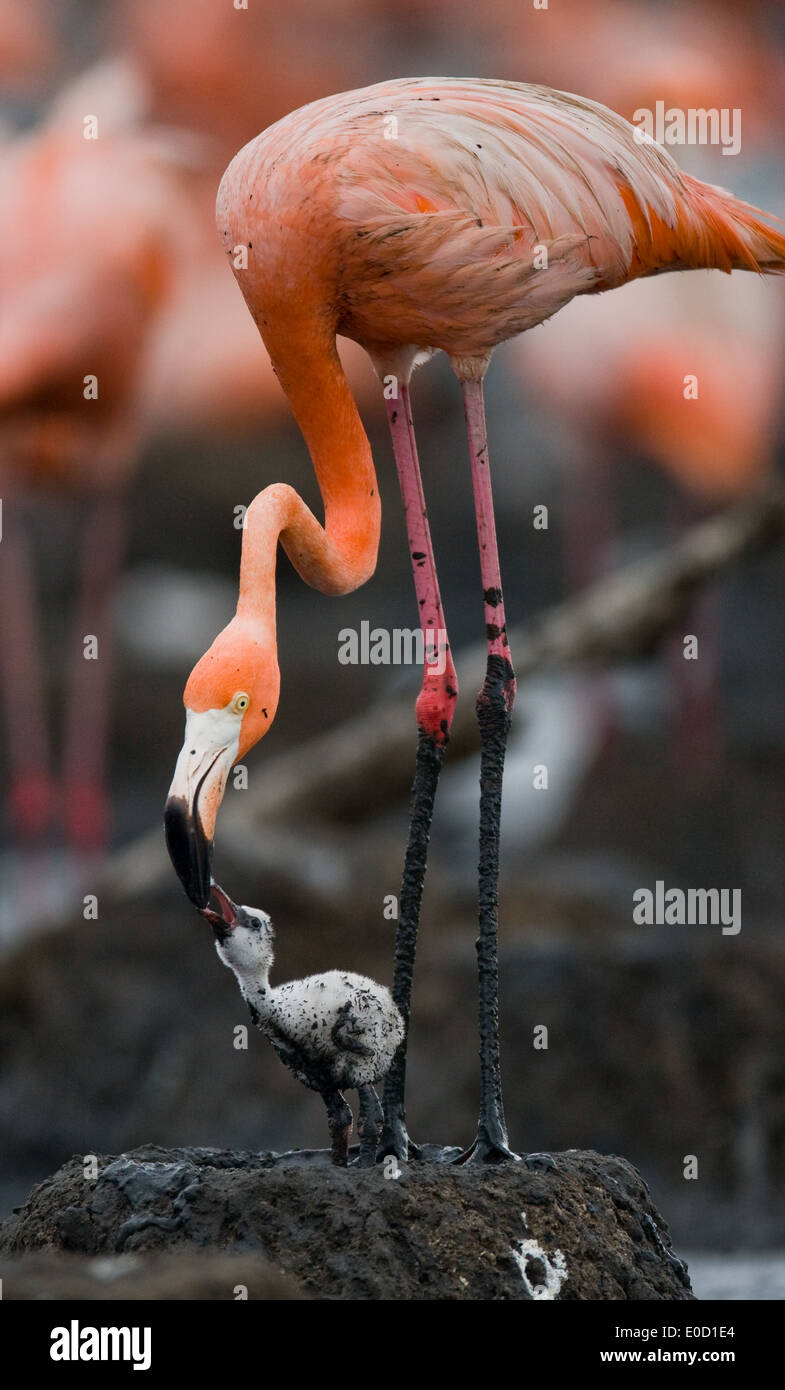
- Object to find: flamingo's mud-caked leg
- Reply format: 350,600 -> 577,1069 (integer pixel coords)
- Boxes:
379,383 -> 458,1163
457,374 -> 519,1164
0,502 -> 54,841
357,1083 -> 384,1168
323,1090 -> 353,1167
62,488 -> 128,854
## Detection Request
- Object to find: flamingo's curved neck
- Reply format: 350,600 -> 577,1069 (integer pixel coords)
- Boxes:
236,323 -> 380,629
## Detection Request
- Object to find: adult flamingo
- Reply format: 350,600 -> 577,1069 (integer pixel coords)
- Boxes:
165,78 -> 785,1164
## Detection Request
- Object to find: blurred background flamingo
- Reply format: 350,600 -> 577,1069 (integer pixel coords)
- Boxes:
0,71 -> 197,864
0,0 -> 57,99
114,0 -> 385,440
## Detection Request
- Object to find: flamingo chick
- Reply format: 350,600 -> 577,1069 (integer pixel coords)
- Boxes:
202,883 -> 404,1167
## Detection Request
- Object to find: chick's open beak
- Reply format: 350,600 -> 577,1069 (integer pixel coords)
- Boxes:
200,880 -> 239,931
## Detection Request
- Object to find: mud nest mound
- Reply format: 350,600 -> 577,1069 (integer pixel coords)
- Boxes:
0,1144 -> 693,1300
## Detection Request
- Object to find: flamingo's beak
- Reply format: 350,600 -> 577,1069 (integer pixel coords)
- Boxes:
164,712 -> 239,908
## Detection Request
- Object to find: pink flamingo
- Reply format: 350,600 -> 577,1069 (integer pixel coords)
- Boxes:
165,78 -> 785,1163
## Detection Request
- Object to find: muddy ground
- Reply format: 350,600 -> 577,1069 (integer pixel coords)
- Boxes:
0,1144 -> 693,1300
0,1249 -> 306,1300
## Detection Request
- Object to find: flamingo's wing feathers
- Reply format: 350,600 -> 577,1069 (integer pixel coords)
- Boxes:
220,76 -> 785,356
320,81 -> 705,348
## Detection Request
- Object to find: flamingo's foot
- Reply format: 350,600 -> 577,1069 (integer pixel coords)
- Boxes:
453,1121 -> 520,1166
64,781 -> 110,854
377,1106 -> 422,1164
453,1139 -> 521,1166
7,772 -> 56,842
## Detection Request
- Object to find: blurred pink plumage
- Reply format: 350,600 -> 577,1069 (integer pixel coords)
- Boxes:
0,85 -> 192,849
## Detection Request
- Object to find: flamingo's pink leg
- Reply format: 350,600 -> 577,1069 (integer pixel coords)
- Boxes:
62,489 -> 127,854
379,383 -> 458,1162
388,384 -> 458,742
459,376 -> 519,1163
0,501 -> 55,841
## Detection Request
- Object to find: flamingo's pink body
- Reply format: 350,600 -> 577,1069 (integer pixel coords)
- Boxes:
166,77 -> 785,1159
216,80 -> 785,376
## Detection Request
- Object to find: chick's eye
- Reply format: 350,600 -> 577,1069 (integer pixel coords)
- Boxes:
232,692 -> 250,714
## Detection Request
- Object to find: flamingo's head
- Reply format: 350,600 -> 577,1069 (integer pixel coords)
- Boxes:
164,617 -> 280,907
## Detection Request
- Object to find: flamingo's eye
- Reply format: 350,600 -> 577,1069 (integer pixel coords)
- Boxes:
231,691 -> 250,714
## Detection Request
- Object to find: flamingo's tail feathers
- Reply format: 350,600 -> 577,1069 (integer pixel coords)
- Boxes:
684,175 -> 785,274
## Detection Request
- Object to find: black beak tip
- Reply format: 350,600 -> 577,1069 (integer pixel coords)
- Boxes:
164,795 -> 213,910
